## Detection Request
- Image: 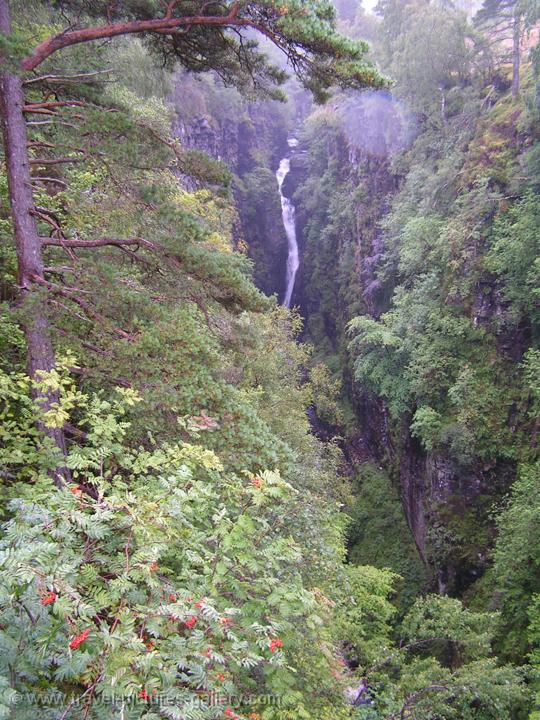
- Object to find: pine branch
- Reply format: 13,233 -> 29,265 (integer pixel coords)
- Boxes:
24,70 -> 113,85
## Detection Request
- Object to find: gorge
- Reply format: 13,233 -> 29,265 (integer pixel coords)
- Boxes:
0,0 -> 539,719
168,0 -> 540,664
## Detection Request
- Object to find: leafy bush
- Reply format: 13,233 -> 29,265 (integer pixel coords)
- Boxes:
0,370 -> 347,720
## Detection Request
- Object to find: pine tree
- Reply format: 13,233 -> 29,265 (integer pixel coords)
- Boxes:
475,0 -> 540,97
0,0 -> 386,465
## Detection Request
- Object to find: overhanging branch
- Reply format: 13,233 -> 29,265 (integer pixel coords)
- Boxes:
21,9 -> 252,71
40,236 -> 158,250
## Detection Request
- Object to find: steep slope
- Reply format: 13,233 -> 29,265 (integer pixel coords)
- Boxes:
170,72 -> 294,300
287,5 -> 540,612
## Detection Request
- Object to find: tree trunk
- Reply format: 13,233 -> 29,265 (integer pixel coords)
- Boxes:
0,0 -> 68,485
512,12 -> 521,99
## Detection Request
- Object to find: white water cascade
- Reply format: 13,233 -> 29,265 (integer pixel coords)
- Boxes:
276,139 -> 299,308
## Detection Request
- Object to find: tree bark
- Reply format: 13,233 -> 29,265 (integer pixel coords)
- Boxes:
0,0 -> 68,485
512,12 -> 521,99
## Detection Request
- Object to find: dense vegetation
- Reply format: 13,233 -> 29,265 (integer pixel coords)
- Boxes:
0,0 -> 539,718
286,0 -> 540,715
0,1 -> 383,717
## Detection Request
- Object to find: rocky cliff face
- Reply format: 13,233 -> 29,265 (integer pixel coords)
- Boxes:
286,92 -> 530,596
170,77 -> 532,599
235,117 -> 289,299
174,114 -> 240,169
170,80 -> 290,298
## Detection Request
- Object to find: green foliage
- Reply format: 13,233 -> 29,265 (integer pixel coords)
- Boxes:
0,19 -> 377,719
378,1 -> 477,121
296,112 -> 359,349
335,564 -> 398,668
2,1 -> 540,716
486,192 -> 540,327
402,595 -> 495,658
344,49 -> 536,472
348,315 -> 409,417
290,0 -> 540,669
358,595 -> 527,720
410,407 -> 443,453
0,371 -> 351,719
20,0 -> 386,102
180,150 -> 232,188
347,465 -> 428,608
522,348 -> 540,421
236,166 -> 287,295
107,37 -> 174,100
309,363 -> 345,427
490,461 -> 540,661
1,34 -> 308,478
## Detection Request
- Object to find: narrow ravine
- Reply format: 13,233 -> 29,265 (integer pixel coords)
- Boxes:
276,138 -> 299,307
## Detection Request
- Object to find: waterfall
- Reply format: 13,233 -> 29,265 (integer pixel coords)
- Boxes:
276,140 -> 299,308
